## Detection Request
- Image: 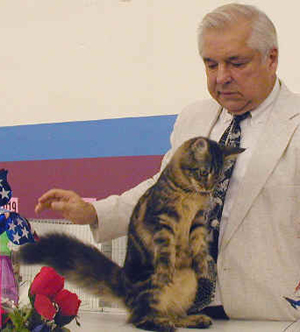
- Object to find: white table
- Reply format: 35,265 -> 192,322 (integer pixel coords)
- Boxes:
68,311 -> 300,332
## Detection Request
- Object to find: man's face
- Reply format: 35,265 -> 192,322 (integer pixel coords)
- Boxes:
202,21 -> 278,115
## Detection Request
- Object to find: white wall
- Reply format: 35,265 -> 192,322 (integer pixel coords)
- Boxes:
0,0 -> 299,126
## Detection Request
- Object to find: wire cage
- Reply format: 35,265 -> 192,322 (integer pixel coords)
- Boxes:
17,219 -> 127,312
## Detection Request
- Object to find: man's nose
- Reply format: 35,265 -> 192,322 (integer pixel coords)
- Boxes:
216,64 -> 232,85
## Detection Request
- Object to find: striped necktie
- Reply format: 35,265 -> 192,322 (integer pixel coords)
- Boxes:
190,112 -> 250,311
208,111 -> 249,261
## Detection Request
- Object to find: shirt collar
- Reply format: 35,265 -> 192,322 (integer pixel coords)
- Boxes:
221,78 -> 280,125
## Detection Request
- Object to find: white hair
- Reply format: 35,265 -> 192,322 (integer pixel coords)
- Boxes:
198,3 -> 278,60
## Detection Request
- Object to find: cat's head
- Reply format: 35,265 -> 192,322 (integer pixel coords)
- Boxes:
171,136 -> 244,194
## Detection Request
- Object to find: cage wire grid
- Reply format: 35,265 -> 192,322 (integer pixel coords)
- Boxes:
18,219 -> 127,312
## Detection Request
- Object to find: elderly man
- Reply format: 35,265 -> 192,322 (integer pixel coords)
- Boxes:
35,3 -> 300,321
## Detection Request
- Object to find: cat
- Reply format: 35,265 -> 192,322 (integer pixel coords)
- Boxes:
19,136 -> 244,332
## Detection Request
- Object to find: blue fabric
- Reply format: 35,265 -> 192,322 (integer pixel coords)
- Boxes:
0,169 -> 12,206
0,170 -> 36,244
5,212 -> 35,245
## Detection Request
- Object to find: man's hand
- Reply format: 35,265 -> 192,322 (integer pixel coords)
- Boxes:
35,189 -> 98,225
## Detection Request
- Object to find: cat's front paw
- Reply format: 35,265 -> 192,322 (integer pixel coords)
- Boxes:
129,306 -> 176,332
135,319 -> 176,332
186,314 -> 212,329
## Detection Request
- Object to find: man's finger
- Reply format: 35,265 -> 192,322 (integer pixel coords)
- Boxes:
38,189 -> 72,204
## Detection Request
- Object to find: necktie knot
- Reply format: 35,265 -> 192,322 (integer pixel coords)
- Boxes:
233,111 -> 250,125
219,111 -> 249,146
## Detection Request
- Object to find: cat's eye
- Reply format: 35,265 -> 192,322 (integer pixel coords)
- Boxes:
183,167 -> 198,173
199,170 -> 209,177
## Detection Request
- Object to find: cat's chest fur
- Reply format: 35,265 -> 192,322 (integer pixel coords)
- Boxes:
173,193 -> 210,267
176,193 -> 209,231
130,189 -> 211,270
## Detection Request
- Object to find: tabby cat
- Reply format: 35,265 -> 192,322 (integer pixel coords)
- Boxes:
19,137 -> 243,332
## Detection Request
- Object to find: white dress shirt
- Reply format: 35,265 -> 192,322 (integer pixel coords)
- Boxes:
208,78 -> 281,306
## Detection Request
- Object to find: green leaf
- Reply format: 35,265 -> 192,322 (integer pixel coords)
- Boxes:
5,306 -> 34,331
9,309 -> 24,328
2,326 -> 13,332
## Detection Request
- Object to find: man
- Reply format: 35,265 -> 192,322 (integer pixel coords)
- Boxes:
35,3 -> 300,321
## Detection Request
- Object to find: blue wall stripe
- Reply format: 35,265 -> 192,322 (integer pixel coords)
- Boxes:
0,115 -> 177,162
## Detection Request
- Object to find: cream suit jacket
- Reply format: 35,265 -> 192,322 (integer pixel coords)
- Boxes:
92,82 -> 300,320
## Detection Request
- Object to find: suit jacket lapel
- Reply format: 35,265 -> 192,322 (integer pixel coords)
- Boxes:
207,106 -> 222,137
220,83 -> 300,252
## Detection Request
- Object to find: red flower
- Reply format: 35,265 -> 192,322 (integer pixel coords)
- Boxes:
1,307 -> 10,328
34,294 -> 57,320
28,267 -> 81,327
30,267 -> 64,299
54,289 -> 81,316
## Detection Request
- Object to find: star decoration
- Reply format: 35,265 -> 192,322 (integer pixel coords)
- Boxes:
8,221 -> 16,232
16,217 -> 24,226
0,187 -> 10,199
0,170 -> 37,245
21,227 -> 30,238
12,232 -> 21,244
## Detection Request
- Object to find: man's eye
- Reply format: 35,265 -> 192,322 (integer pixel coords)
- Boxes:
232,62 -> 246,68
207,63 -> 218,69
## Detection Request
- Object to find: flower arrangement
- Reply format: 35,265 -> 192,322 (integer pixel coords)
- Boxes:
1,266 -> 81,332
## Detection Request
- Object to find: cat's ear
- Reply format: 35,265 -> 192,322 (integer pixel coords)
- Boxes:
191,137 -> 208,153
223,146 -> 245,161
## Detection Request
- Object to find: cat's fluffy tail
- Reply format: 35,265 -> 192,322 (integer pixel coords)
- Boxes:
18,232 -> 127,304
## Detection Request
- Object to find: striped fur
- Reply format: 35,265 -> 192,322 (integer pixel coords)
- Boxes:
19,137 -> 243,332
